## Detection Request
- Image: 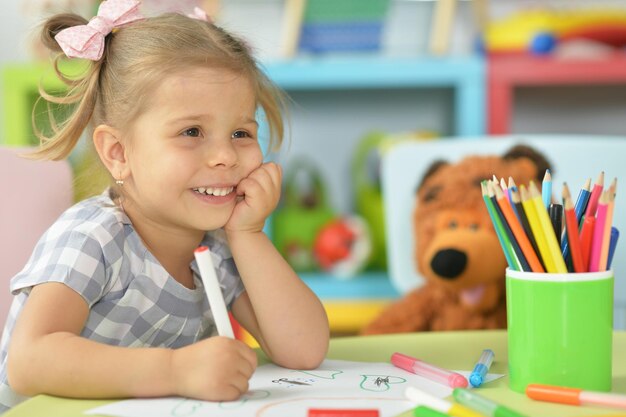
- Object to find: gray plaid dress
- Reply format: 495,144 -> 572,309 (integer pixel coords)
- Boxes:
0,189 -> 245,413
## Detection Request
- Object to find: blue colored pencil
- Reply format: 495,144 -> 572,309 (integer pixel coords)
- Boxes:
542,169 -> 552,209
607,227 -> 620,269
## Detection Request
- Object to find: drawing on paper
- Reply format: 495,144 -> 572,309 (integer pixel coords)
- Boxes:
359,375 -> 407,392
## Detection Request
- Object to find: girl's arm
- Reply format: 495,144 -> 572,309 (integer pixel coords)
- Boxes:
225,162 -> 329,369
229,230 -> 329,370
7,282 -> 256,401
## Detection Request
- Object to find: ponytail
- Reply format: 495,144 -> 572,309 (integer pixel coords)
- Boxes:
27,14 -> 102,161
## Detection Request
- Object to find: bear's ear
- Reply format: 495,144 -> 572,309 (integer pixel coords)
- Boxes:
503,144 -> 552,183
416,159 -> 448,194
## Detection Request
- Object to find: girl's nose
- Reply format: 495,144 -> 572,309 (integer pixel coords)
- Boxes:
206,138 -> 238,167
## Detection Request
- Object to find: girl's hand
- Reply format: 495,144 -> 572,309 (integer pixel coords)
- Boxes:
170,336 -> 257,401
225,162 -> 282,234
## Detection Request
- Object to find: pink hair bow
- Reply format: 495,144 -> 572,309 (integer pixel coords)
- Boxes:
55,0 -> 144,61
187,7 -> 211,23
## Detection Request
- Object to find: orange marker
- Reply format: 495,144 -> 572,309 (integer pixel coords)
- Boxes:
527,384 -> 626,410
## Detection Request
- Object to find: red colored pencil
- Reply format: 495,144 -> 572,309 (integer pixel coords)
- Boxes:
563,185 -> 584,273
579,215 -> 596,272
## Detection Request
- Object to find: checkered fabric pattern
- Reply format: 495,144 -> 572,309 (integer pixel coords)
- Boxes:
0,189 -> 245,413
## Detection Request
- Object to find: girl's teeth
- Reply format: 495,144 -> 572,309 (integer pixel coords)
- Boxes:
194,187 -> 233,196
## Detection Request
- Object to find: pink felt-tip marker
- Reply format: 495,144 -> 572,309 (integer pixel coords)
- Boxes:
391,353 -> 468,388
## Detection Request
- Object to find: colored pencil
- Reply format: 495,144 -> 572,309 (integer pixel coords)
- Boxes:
481,181 -> 519,270
548,203 -> 563,246
563,187 -> 585,273
598,191 -> 615,271
529,181 -> 568,273
579,215 -> 596,272
494,184 -> 544,272
608,227 -> 620,269
500,177 -> 507,193
542,169 -> 552,209
561,179 -> 591,262
511,186 -> 543,268
585,171 -> 605,218
507,177 -> 518,217
521,185 -> 556,273
489,181 -> 527,271
575,178 -> 592,221
589,191 -> 610,272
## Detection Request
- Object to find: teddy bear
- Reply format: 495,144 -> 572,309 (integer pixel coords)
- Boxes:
361,144 -> 551,334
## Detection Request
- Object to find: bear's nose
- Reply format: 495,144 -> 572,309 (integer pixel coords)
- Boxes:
430,249 -> 467,279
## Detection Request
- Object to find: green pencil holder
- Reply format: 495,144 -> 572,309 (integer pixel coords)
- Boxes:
272,159 -> 336,272
506,269 -> 614,393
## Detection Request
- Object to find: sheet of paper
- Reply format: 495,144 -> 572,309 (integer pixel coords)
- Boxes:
86,359 -> 504,417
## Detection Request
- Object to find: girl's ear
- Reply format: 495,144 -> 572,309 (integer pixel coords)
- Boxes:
93,124 -> 129,181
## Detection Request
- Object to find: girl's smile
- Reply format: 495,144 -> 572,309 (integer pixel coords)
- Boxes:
191,185 -> 237,204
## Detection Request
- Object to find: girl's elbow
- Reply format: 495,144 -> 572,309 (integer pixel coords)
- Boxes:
282,340 -> 328,370
7,355 -> 38,397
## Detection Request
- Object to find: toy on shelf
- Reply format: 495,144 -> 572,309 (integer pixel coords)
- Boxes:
483,8 -> 626,56
272,158 -> 336,272
313,215 -> 371,279
352,130 -> 438,271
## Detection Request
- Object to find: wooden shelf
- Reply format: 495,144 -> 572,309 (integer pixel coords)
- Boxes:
488,53 -> 626,134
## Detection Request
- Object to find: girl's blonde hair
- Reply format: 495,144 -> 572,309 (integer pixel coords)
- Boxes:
32,12 -> 287,161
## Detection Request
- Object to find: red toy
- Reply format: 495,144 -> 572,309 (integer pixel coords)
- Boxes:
313,216 -> 371,278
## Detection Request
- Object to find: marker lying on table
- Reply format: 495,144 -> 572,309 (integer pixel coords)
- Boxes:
405,386 -> 482,417
526,384 -> 626,410
391,353 -> 468,388
194,246 -> 234,338
413,405 -> 450,417
453,388 -> 528,417
308,409 -> 379,417
469,349 -> 494,388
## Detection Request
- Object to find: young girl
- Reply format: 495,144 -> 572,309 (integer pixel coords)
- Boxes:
0,2 -> 329,412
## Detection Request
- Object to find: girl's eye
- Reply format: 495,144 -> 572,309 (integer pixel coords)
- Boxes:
448,220 -> 458,229
182,127 -> 201,137
232,130 -> 251,139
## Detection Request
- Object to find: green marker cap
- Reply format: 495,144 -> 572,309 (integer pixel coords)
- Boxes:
413,405 -> 449,417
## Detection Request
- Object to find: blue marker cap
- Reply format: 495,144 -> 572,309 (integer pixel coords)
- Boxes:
469,349 -> 494,388
469,364 -> 488,387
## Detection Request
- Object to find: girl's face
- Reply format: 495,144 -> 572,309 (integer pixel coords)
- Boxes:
122,67 -> 263,236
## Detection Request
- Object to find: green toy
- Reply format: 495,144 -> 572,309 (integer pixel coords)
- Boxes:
272,158 -> 336,272
352,131 -> 387,270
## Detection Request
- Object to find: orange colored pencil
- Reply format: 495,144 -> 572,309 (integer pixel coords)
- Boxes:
494,185 -> 544,272
563,185 -> 585,273
599,190 -> 615,271
579,215 -> 596,272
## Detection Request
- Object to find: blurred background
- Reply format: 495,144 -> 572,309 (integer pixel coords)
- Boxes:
2,0 -> 626,339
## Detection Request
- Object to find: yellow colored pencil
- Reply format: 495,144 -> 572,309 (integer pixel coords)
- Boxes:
520,185 -> 557,273
529,181 -> 568,273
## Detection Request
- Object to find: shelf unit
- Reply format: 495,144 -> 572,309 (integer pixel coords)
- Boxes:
488,53 -> 626,134
1,55 -> 486,335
